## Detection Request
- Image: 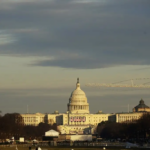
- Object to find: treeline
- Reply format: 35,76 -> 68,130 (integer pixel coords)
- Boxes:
97,113 -> 150,140
0,113 -> 58,140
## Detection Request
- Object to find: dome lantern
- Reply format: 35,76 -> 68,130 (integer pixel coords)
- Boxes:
76,78 -> 81,89
139,99 -> 144,104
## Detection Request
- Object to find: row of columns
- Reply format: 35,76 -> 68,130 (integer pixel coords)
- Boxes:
68,105 -> 89,111
69,122 -> 86,125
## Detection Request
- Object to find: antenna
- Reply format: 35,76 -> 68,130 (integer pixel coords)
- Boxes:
27,105 -> 29,114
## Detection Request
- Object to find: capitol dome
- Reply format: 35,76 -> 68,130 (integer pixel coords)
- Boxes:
67,78 -> 89,114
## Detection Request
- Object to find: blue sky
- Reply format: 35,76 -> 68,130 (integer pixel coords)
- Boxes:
0,0 -> 150,114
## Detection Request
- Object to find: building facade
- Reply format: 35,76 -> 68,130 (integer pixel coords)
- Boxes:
21,79 -> 115,134
133,99 -> 150,112
116,112 -> 143,123
116,99 -> 150,123
21,78 -> 150,134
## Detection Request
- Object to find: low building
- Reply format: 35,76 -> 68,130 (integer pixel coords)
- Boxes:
43,130 -> 59,141
21,113 -> 45,126
116,112 -> 143,123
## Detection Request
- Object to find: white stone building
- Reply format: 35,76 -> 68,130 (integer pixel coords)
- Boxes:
21,78 -> 115,134
116,99 -> 150,123
21,78 -> 150,134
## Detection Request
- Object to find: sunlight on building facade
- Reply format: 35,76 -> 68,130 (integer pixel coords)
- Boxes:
21,79 -> 150,134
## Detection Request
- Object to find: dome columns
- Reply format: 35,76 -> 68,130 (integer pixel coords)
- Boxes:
68,105 -> 89,111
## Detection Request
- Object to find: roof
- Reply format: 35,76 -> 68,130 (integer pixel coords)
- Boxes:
45,130 -> 59,136
46,129 -> 59,133
134,99 -> 149,109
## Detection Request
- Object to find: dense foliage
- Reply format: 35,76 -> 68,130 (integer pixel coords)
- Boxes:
97,113 -> 150,140
0,113 -> 58,140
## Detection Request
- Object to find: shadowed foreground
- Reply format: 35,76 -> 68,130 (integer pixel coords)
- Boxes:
0,145 -> 146,150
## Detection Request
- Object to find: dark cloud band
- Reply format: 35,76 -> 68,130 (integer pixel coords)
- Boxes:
0,0 -> 150,69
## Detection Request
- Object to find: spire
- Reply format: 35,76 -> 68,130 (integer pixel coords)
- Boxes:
140,99 -> 144,104
76,78 -> 80,89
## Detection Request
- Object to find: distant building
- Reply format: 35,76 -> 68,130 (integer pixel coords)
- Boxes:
116,112 -> 143,123
133,99 -> 150,112
20,79 -> 150,133
116,99 -> 150,123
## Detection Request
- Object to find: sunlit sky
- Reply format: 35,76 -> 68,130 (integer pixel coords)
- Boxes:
0,0 -> 150,115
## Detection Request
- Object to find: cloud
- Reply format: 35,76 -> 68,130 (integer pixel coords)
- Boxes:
0,30 -> 17,45
0,0 -> 150,69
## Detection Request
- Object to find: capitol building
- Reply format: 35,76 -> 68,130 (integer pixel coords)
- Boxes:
21,78 -> 150,134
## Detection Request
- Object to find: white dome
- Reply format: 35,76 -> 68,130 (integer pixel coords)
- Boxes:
68,78 -> 89,114
70,86 -> 87,104
70,89 -> 86,97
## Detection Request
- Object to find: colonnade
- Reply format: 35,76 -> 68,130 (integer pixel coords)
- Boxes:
68,105 -> 89,111
69,121 -> 86,125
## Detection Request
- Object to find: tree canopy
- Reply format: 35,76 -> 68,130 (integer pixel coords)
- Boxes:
97,113 -> 150,140
0,113 -> 58,140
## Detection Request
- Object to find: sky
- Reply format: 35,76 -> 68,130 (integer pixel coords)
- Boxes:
0,0 -> 150,115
